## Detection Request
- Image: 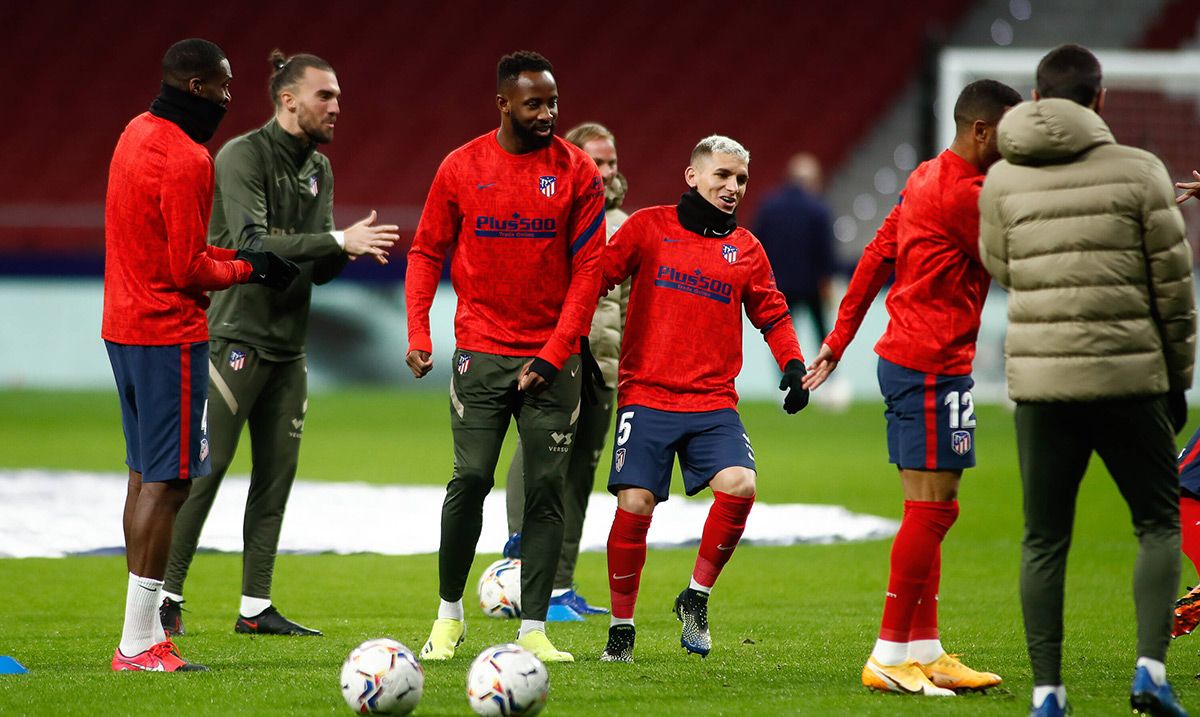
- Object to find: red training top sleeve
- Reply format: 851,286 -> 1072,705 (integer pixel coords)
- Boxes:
161,149 -> 251,291
945,177 -> 984,263
823,197 -> 901,359
599,214 -> 643,294
743,241 -> 804,369
405,157 -> 461,355
535,161 -> 606,368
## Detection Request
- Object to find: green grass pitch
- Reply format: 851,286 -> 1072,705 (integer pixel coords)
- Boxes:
0,389 -> 1196,715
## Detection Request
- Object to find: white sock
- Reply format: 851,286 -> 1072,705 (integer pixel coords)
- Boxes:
907,638 -> 944,664
1137,657 -> 1167,685
438,599 -> 464,621
163,590 -> 184,603
870,638 -> 909,666
1032,685 -> 1066,709
119,573 -> 164,656
518,620 -> 545,638
688,577 -> 712,595
550,588 -> 569,598
610,616 -> 634,627
240,595 -> 271,618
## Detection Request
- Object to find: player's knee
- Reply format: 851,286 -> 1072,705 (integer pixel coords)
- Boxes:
617,488 -> 656,515
451,469 -> 495,496
711,466 -> 756,497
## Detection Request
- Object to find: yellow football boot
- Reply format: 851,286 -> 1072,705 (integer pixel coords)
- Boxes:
862,656 -> 955,696
516,630 -> 574,663
919,653 -> 1002,692
419,618 -> 465,661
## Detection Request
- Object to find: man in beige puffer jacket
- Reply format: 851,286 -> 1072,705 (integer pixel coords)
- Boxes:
979,44 -> 1195,717
504,122 -> 630,618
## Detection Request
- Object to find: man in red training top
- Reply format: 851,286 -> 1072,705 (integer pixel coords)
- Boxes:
102,38 -> 298,672
404,50 -> 605,663
596,135 -> 810,663
802,79 -> 1021,695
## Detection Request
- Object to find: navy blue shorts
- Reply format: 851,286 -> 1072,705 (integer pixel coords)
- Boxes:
1179,425 -> 1200,496
105,341 -> 211,482
877,357 -> 976,471
607,405 -> 755,502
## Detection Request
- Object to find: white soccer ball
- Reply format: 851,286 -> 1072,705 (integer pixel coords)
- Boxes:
477,558 -> 522,618
466,643 -> 549,716
340,638 -> 424,715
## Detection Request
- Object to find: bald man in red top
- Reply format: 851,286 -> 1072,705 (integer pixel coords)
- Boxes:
804,80 -> 1020,696
104,39 -> 296,673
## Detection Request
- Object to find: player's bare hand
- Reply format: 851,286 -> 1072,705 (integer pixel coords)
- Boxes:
406,349 -> 433,379
517,358 -> 555,394
343,210 -> 399,264
801,343 -> 839,390
1177,170 -> 1200,204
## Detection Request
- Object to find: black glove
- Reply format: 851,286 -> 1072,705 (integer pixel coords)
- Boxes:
1169,390 -> 1188,434
527,357 -> 558,386
579,337 -> 607,406
236,249 -> 300,291
779,359 -> 809,415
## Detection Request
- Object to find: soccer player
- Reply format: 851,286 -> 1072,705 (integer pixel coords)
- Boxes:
802,79 -> 1021,696
981,45 -> 1193,717
1173,426 -> 1200,638
160,50 -> 398,637
103,38 -> 298,672
503,121 -> 631,619
597,135 -> 810,663
404,51 -> 605,663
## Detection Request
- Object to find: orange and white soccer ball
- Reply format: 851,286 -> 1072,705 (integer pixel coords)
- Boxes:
466,643 -> 549,716
477,558 -> 522,618
340,638 -> 424,715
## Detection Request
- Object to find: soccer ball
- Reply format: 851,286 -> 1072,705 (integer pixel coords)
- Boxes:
340,638 -> 424,715
466,643 -> 549,716
477,558 -> 521,618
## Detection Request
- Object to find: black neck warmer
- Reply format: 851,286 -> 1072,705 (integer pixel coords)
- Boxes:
149,83 -> 226,144
676,187 -> 737,237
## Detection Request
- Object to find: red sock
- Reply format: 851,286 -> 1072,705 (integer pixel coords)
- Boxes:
607,508 -> 652,620
1182,496 -> 1200,578
692,491 -> 755,589
909,545 -> 941,642
878,500 -> 958,642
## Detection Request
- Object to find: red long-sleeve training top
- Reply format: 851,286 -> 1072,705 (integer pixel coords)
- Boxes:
102,112 -> 250,345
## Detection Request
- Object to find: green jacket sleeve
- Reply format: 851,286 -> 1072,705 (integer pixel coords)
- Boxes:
312,164 -> 349,286
213,139 -> 342,262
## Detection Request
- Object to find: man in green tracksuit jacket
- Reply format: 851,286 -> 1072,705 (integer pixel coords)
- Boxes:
161,50 -> 398,636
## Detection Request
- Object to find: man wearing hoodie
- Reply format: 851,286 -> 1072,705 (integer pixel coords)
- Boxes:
979,44 -> 1195,717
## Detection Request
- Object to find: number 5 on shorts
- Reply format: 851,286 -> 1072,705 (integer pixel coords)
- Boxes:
617,410 -> 635,446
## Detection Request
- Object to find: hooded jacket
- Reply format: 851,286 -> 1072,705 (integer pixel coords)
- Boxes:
979,98 -> 1194,401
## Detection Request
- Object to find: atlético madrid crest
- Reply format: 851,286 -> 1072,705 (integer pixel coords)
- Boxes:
722,244 -> 738,264
457,353 -> 472,375
228,349 -> 246,371
307,175 -> 319,196
614,447 -> 626,472
951,430 -> 971,456
539,175 -> 557,198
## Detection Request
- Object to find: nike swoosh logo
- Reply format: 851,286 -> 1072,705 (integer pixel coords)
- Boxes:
612,572 -> 636,580
716,544 -> 735,551
241,620 -> 258,629
476,182 -> 496,190
138,584 -> 158,592
570,367 -> 579,377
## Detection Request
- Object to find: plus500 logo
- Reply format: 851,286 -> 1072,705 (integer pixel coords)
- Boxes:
656,266 -> 734,298
475,214 -> 557,237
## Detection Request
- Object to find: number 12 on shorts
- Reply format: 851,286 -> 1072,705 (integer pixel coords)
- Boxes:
944,390 -> 976,429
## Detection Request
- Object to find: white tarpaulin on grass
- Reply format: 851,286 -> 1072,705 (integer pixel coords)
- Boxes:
0,470 -> 897,558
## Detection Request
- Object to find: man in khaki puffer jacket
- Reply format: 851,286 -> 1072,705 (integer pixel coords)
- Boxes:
979,44 -> 1195,717
504,122 -> 630,618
